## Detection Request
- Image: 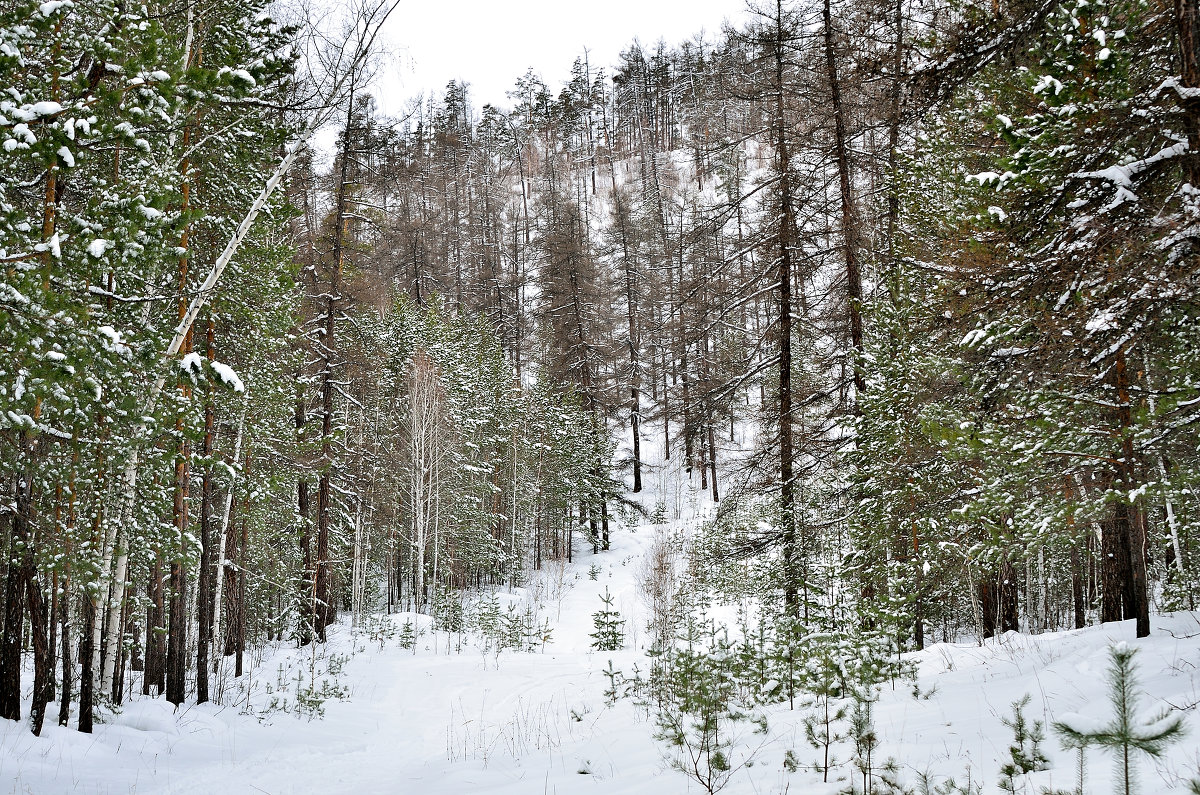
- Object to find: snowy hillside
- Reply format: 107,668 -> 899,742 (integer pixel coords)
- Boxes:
1,456 -> 1197,795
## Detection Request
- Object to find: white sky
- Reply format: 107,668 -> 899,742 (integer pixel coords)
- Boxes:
372,0 -> 748,115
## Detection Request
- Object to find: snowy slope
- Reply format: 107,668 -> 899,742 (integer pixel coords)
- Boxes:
1,460 -> 1198,793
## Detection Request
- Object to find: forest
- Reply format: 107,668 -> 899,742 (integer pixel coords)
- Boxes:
0,0 -> 1198,775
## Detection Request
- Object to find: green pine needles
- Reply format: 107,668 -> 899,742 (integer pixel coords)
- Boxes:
997,694 -> 1049,792
646,619 -> 769,794
1052,643 -> 1187,795
590,587 -> 625,651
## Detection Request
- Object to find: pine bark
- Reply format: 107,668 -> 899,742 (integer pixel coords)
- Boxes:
1101,351 -> 1150,637
78,597 -> 94,732
612,175 -> 643,493
145,558 -> 166,695
224,481 -> 242,658
27,569 -> 51,735
313,86 -> 359,641
1175,0 -> 1200,186
57,579 -> 72,726
165,113 -> 196,707
0,505 -> 22,721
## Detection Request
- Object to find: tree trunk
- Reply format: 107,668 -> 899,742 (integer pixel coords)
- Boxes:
25,548 -> 48,735
0,506 -> 23,721
313,85 -> 359,642
1103,350 -> 1150,637
145,558 -> 166,694
58,578 -> 72,727
610,175 -> 643,494
163,104 -> 196,710
822,0 -> 865,403
980,576 -> 997,639
885,0 -> 905,300
212,389 -> 248,669
111,593 -> 131,704
316,473 -> 332,638
223,523 -> 239,658
1174,0 -> 1200,186
165,561 -> 187,705
78,597 -> 94,732
196,320 -> 215,704
1071,542 -> 1086,629
1000,559 -> 1019,633
236,507 -> 248,677
772,0 -> 800,613
1101,512 -> 1126,624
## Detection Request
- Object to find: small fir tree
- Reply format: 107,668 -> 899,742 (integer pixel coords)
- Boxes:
997,694 -> 1049,792
647,619 -> 768,794
802,645 -> 850,782
590,587 -> 625,651
848,689 -> 880,794
1053,643 -> 1187,795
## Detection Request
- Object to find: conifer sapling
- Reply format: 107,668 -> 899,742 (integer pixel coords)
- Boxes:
591,587 -> 625,651
1053,643 -> 1187,795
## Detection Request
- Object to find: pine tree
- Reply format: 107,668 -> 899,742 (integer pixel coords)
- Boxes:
1053,643 -> 1187,795
647,618 -> 769,795
998,694 -> 1049,791
944,0 -> 1200,638
590,587 -> 625,651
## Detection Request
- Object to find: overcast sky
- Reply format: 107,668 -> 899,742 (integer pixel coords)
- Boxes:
372,0 -> 748,114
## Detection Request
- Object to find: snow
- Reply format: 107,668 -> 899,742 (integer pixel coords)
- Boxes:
86,239 -> 109,258
1054,710 -> 1108,736
967,171 -> 1015,188
3,569 -> 1197,794
1158,77 -> 1200,100
217,67 -> 257,87
0,453 -> 1197,793
98,325 -> 131,359
1075,142 -> 1188,191
11,123 -> 35,144
178,352 -> 204,375
28,100 -> 62,117
37,1 -> 71,17
1085,309 -> 1117,332
960,328 -> 988,347
1033,74 -> 1065,95
0,283 -> 28,308
209,360 -> 245,393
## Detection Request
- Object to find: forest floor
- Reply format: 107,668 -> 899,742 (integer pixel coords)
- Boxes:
1,469 -> 1199,793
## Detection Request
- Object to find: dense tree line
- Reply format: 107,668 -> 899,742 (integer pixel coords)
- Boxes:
2,0 -> 1198,740
352,0 -> 1200,651
0,0 -> 608,735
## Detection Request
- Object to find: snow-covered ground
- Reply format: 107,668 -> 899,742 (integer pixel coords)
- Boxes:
1,464 -> 1198,793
